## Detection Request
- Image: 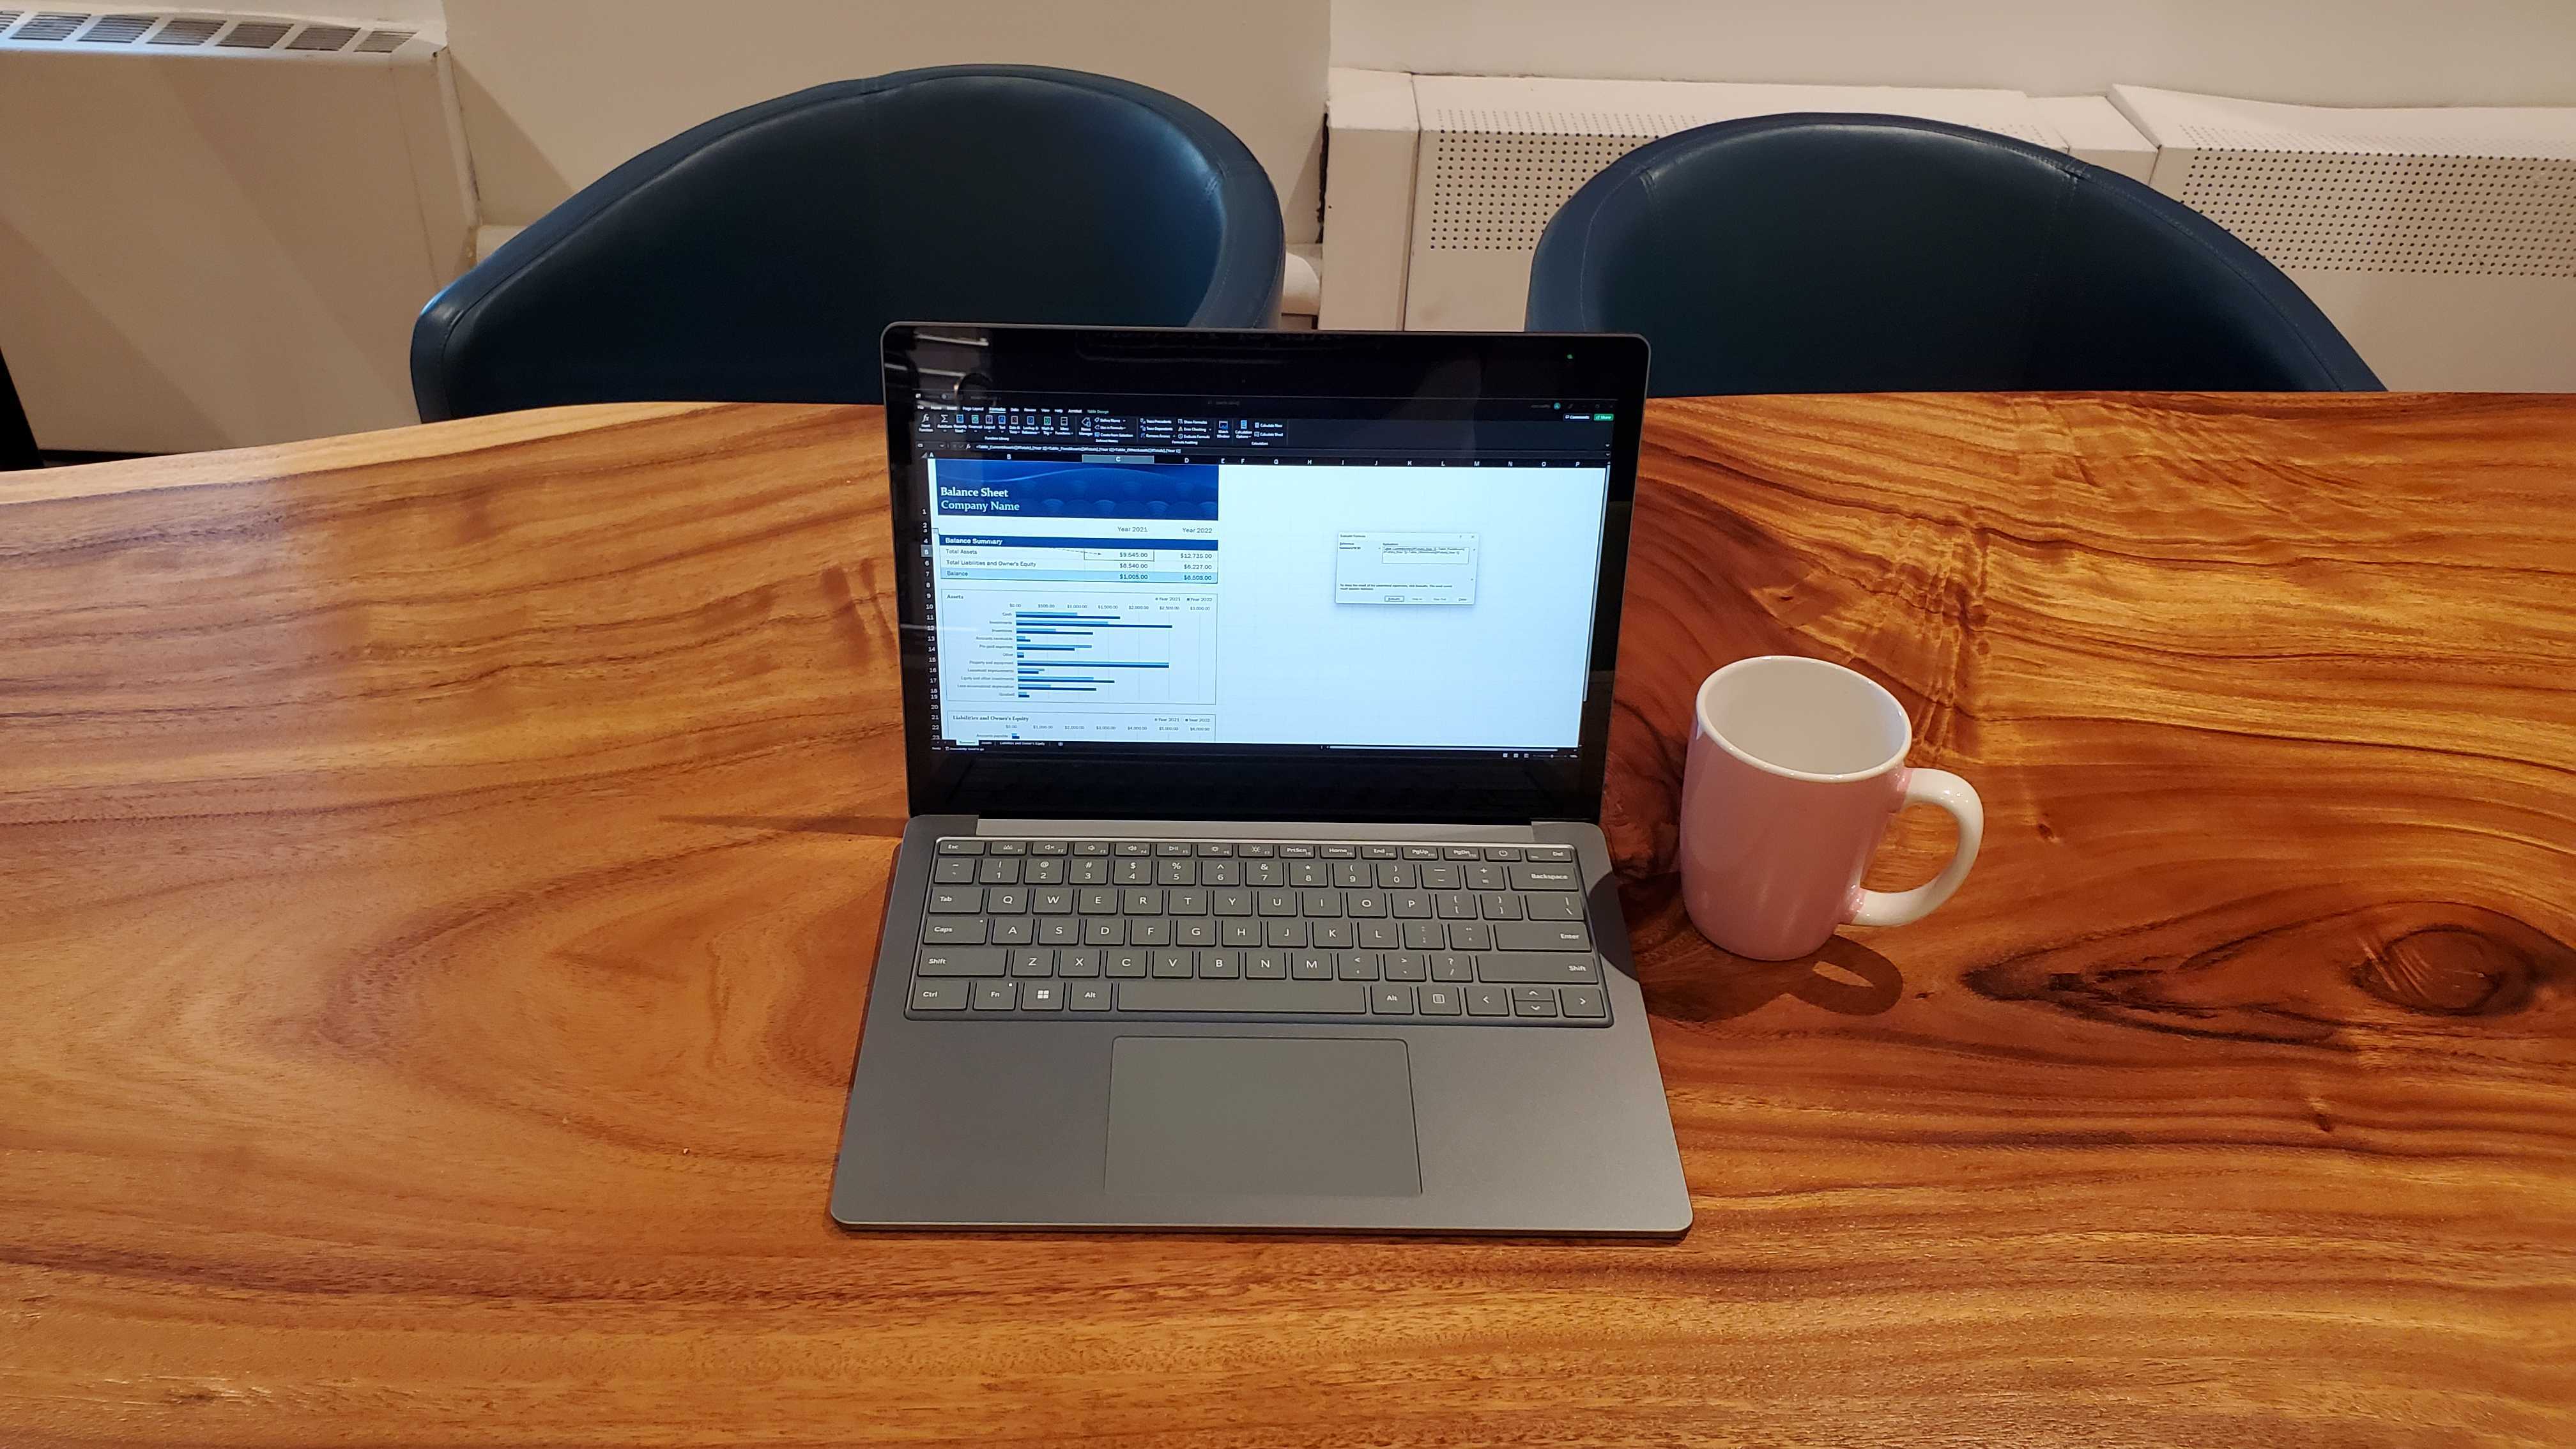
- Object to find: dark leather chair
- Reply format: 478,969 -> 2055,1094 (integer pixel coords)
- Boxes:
0,347 -> 39,472
413,66 -> 1284,418
1528,114 -> 2380,395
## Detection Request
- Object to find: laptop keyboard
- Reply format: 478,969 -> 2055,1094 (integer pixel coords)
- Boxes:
906,838 -> 1610,1027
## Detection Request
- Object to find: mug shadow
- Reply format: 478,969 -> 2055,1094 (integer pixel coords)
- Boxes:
1620,875 -> 1906,1022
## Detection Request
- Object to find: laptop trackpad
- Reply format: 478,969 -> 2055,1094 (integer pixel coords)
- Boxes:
1107,1037 -> 1422,1198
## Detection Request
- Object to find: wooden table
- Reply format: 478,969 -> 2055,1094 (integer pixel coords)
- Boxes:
5,394 -> 2572,1447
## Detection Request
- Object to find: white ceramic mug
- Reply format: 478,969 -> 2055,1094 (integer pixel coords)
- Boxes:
1678,656 -> 1983,961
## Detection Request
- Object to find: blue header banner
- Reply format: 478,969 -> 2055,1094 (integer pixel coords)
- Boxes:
932,459 -> 1218,519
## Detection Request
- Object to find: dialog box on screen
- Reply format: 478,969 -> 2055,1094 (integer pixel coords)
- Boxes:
1334,532 -> 1480,606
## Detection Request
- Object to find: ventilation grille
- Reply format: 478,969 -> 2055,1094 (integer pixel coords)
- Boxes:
147,15 -> 216,43
1424,106 -> 1689,139
10,10 -> 89,40
2177,121 -> 2576,161
285,22 -> 353,50
2179,151 -> 2576,277
1423,103 -> 2057,150
1421,107 -> 2060,252
217,18 -> 288,47
80,10 -> 150,42
1425,132 -> 1657,250
1,12 -> 422,52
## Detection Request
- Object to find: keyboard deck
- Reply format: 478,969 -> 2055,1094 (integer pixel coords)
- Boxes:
905,838 -> 1610,1027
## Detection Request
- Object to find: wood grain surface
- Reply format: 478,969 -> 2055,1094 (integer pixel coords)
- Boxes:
3,394 -> 2572,1448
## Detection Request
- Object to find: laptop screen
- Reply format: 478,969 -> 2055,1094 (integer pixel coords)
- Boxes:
916,394 -> 1613,755
885,327 -> 1646,824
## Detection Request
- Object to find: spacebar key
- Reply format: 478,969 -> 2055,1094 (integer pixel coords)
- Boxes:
1117,981 -> 1370,1014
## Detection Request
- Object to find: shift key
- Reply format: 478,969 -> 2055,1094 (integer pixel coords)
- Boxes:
916,947 -> 1006,977
1475,951 -> 1601,985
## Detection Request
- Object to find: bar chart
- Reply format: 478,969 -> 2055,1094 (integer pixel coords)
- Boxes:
1014,608 -> 1178,698
937,588 -> 1218,720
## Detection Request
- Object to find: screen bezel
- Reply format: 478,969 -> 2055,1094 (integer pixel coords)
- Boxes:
884,323 -> 1646,824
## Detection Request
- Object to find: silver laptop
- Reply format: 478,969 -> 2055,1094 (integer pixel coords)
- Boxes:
829,325 -> 1689,1234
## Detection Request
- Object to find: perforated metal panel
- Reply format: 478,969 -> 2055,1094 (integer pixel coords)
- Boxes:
1423,132 -> 1653,250
2177,148 -> 2576,278
1402,77 -> 2072,331
1418,102 -> 2060,254
2116,86 -> 2576,389
2175,122 -> 2576,158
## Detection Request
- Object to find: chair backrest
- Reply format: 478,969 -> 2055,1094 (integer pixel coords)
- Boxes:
413,66 -> 1284,418
1528,114 -> 2381,396
0,346 -> 40,472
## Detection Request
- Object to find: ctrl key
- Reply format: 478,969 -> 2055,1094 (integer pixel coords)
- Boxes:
910,979 -> 970,1012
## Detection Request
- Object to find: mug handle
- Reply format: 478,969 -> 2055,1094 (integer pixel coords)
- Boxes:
1848,769 -> 1984,928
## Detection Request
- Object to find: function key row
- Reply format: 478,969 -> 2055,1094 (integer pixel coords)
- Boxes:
928,885 -> 1586,921
937,838 -> 1576,863
910,977 -> 1607,1022
932,856 -> 1583,891
920,914 -> 1586,953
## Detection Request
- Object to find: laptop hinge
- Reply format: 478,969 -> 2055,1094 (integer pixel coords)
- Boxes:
975,818 -> 1542,841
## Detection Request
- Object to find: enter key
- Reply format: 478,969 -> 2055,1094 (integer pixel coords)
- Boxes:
1493,921 -> 1592,953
